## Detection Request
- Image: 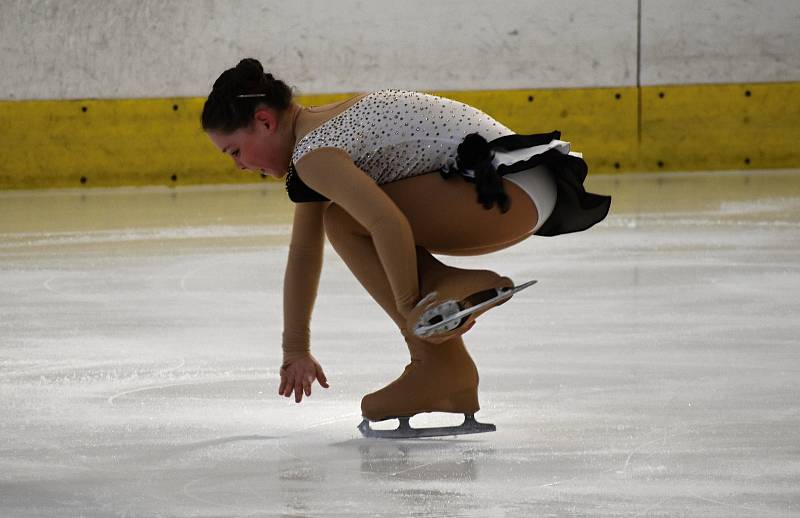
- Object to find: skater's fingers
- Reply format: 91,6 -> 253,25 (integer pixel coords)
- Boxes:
282,373 -> 294,397
303,377 -> 312,397
278,366 -> 287,395
316,366 -> 329,388
294,381 -> 303,403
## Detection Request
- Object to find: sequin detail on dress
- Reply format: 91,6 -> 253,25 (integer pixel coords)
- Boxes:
291,89 -> 514,185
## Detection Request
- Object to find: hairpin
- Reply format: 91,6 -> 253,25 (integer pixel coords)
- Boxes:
236,93 -> 267,98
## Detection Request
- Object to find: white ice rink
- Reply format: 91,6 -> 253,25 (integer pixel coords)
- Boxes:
1,170 -> 799,517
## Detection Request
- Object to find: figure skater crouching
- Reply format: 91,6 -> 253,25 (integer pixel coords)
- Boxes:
202,58 -> 610,438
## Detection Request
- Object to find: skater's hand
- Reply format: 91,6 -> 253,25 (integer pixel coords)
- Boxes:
279,355 -> 329,403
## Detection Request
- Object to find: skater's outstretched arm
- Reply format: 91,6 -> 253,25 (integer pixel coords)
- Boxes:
280,200 -> 331,403
295,147 -> 421,316
282,201 -> 329,362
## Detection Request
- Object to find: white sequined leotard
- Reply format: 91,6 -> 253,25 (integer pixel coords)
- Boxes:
291,89 -> 515,185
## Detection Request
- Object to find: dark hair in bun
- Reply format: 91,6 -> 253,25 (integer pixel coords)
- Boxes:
201,58 -> 294,133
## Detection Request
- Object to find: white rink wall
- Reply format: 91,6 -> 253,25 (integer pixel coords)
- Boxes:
1,0 -> 798,100
641,0 -> 800,85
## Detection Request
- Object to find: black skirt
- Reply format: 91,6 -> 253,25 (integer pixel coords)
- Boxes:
444,131 -> 612,237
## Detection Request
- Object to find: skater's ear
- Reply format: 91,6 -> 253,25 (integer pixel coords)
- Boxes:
253,108 -> 280,134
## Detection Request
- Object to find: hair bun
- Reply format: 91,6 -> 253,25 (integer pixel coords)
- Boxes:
203,58 -> 294,133
236,58 -> 264,82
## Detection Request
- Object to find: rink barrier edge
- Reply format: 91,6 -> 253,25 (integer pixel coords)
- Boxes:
0,83 -> 798,189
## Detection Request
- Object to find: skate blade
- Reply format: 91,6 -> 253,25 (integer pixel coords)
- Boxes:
414,279 -> 537,338
358,414 -> 496,439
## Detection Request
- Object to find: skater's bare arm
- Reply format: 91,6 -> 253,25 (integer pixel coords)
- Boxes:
295,147 -> 421,316
282,201 -> 329,364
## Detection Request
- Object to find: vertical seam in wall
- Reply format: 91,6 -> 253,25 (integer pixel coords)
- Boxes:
636,0 -> 642,145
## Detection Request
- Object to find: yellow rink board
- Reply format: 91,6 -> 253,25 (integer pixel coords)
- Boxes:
0,83 -> 797,189
640,83 -> 800,172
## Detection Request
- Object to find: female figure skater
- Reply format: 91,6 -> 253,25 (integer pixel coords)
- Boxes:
202,58 -> 610,438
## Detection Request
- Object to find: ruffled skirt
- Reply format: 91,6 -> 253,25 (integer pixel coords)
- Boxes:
444,131 -> 612,237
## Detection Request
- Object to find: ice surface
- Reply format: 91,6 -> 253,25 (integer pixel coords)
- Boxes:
1,170 -> 799,517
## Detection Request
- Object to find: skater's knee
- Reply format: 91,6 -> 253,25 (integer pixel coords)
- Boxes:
322,203 -> 344,234
323,203 -> 368,240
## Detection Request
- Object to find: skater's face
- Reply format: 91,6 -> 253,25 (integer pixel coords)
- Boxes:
206,107 -> 293,179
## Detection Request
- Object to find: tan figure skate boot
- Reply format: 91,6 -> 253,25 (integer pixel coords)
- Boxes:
360,332 -> 480,422
406,251 -> 515,344
357,249 -> 499,438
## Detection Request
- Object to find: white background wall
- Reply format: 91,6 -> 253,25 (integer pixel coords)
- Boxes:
1,0 -> 798,100
641,0 -> 800,85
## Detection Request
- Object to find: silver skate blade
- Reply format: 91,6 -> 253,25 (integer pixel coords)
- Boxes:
358,414 -> 496,439
415,279 -> 538,337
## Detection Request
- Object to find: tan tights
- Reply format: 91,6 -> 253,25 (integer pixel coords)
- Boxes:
323,173 -> 539,420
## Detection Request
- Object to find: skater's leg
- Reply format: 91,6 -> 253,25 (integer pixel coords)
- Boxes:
324,203 -> 503,326
326,171 -> 530,342
324,203 -> 514,338
323,172 -> 539,317
324,204 -> 480,420
322,173 -> 542,417
378,172 -> 543,342
323,203 -> 407,329
381,173 -> 539,255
